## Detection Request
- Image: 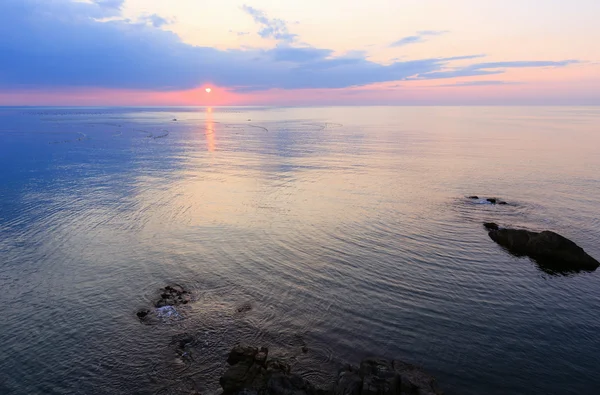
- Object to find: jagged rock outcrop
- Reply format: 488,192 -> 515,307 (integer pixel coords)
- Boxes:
220,346 -> 443,395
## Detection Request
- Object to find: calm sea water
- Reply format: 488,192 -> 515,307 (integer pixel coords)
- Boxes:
1,106 -> 599,395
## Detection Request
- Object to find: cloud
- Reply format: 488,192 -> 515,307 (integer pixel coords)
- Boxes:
390,30 -> 449,47
436,80 -> 523,87
0,0 -> 579,93
473,60 -> 578,69
265,47 -> 334,63
414,60 -> 578,79
92,0 -> 125,11
139,14 -> 172,28
230,30 -> 250,36
241,5 -> 297,43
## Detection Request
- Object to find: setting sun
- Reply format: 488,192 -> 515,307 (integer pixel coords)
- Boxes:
205,88 -> 212,93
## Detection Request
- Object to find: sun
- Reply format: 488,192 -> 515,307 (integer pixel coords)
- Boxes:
205,87 -> 212,93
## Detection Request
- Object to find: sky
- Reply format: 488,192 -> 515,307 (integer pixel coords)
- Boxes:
0,0 -> 599,105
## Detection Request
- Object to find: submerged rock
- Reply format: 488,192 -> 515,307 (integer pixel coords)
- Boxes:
170,333 -> 197,362
360,358 -> 399,395
227,345 -> 259,366
220,346 -> 443,395
155,285 -> 191,308
393,360 -> 442,395
136,285 -> 191,322
221,345 -> 311,395
487,226 -> 599,272
136,309 -> 150,320
467,196 -> 508,205
333,365 -> 362,395
237,302 -> 253,313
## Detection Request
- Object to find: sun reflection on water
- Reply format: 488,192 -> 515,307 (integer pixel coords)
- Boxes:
205,107 -> 215,152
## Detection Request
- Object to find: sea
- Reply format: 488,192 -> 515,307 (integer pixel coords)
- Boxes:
1,106 -> 599,395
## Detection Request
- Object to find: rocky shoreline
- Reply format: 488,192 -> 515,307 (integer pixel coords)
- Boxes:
136,286 -> 446,395
220,345 -> 442,395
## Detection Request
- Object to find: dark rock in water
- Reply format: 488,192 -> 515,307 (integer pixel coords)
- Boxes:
220,358 -> 256,394
393,360 -> 442,395
171,333 -> 196,351
237,302 -> 253,313
487,227 -> 599,272
136,309 -> 150,319
170,333 -> 197,361
266,359 -> 291,375
255,347 -> 269,367
301,346 -> 309,354
484,222 -> 499,231
172,118 -> 177,121
360,358 -> 399,395
267,371 -> 317,395
221,345 -> 307,395
228,345 -> 258,366
467,196 -> 509,205
154,285 -> 190,308
333,365 -> 362,395
221,346 -> 443,395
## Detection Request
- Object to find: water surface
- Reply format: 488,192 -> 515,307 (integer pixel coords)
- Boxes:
1,106 -> 599,395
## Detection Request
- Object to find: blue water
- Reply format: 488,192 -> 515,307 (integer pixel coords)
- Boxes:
1,106 -> 600,395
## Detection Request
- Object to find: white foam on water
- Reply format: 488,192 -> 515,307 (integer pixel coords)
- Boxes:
155,305 -> 182,321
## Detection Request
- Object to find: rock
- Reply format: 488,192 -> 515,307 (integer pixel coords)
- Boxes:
301,346 -> 309,354
488,227 -> 599,272
221,346 -> 312,395
171,333 -> 196,351
498,201 -> 508,205
393,360 -> 443,395
228,345 -> 258,366
237,302 -> 253,313
333,365 -> 362,395
220,346 -> 444,395
255,347 -> 269,367
267,372 -> 317,395
360,358 -> 399,395
172,118 -> 177,121
154,285 -> 190,308
484,222 -> 499,231
486,198 -> 497,204
467,196 -> 479,199
136,309 -> 150,319
266,359 -> 291,375
220,359 -> 255,394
